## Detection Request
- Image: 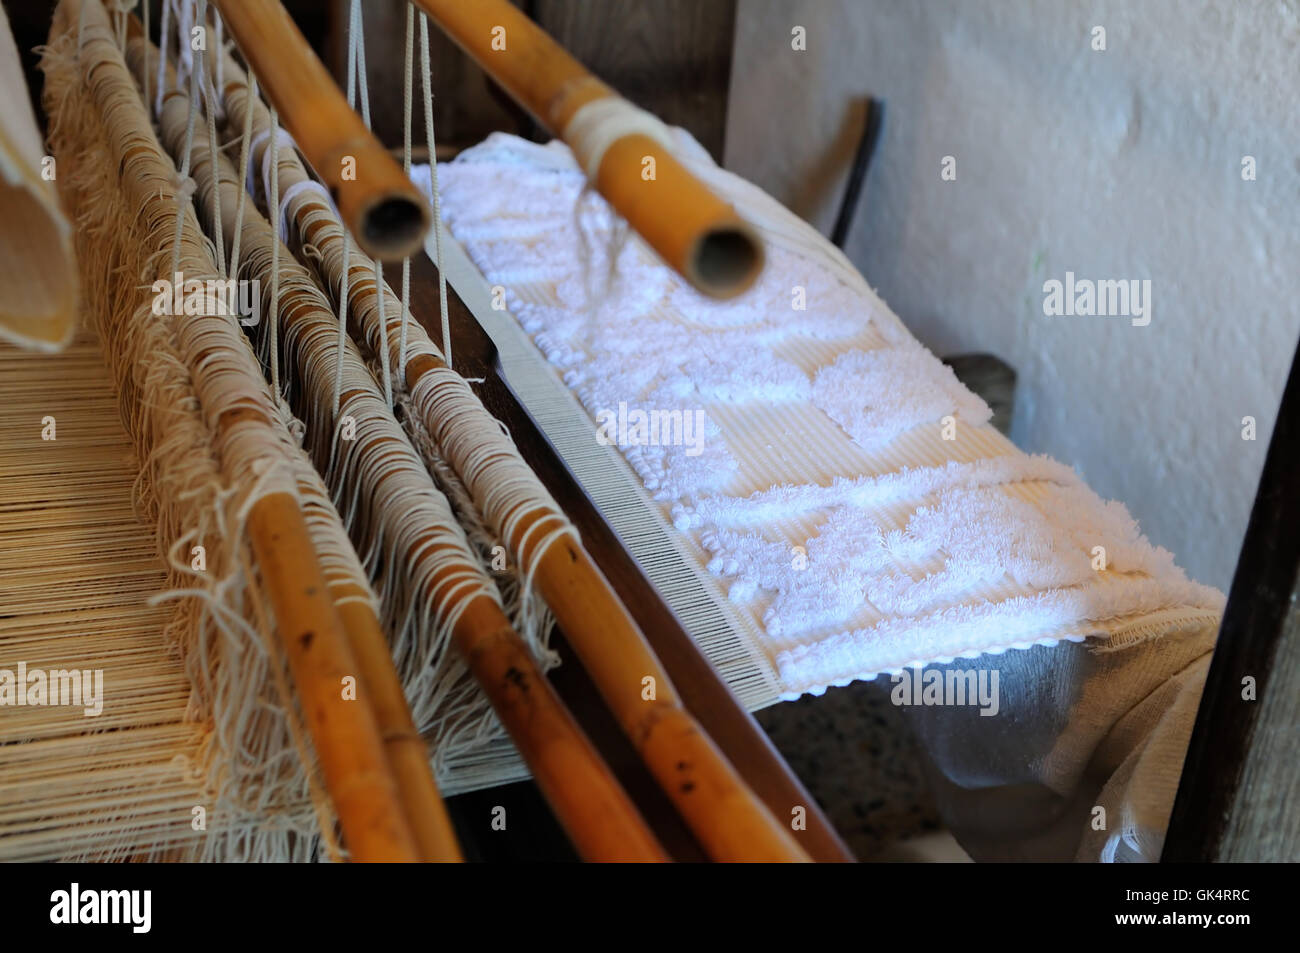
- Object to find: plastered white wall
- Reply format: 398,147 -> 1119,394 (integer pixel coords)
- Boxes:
725,0 -> 1300,591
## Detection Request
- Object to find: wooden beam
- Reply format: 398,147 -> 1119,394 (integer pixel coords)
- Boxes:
1163,341 -> 1300,861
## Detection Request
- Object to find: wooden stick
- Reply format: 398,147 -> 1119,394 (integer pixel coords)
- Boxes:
64,0 -> 418,862
154,51 -> 666,861
409,0 -> 763,300
210,0 -> 429,261
333,597 -> 462,862
451,598 -> 669,861
245,500 -> 419,862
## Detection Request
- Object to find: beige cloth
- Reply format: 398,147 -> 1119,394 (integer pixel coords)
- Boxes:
895,619 -> 1216,861
0,5 -> 77,352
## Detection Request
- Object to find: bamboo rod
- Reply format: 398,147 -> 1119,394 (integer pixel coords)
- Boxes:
140,32 -> 459,862
429,353 -> 815,863
209,0 -> 429,261
409,0 -> 763,300
244,500 -> 419,862
215,49 -> 803,862
452,599 -> 669,862
333,599 -> 462,862
153,50 -> 666,862
122,14 -> 459,861
62,0 -> 418,862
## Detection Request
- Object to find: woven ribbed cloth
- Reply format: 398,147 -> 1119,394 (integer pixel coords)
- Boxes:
423,135 -> 1225,861
426,133 -> 1223,700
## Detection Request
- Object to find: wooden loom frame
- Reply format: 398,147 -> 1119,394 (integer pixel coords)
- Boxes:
14,0 -> 1291,865
125,0 -> 849,861
18,0 -> 1291,865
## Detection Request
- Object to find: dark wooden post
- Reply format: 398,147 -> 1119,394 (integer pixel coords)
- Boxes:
1163,340 -> 1300,862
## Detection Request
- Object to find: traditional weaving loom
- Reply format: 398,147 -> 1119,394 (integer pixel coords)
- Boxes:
0,0 -> 1236,864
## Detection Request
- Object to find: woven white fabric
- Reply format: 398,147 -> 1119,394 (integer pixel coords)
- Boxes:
420,131 -> 1223,860
424,134 -> 1222,689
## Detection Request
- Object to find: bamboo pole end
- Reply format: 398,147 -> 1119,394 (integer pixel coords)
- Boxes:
355,190 -> 431,262
685,219 -> 764,300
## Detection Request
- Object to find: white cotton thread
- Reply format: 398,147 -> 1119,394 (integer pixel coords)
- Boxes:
334,0 -> 367,413
173,0 -> 193,88
203,166 -> 550,761
227,71 -> 257,281
196,0 -> 224,276
399,3 -> 414,378
267,107 -> 282,397
168,15 -> 201,281
248,126 -> 294,199
49,0 -> 342,859
408,367 -> 578,581
278,180 -> 334,242
334,231 -> 350,416
75,0 -> 89,58
154,0 -> 170,115
212,6 -> 224,101
418,12 -> 452,370
343,2 -> 390,404
205,58 -> 577,667
562,97 -> 675,181
344,0 -> 357,110
373,257 -> 393,405
141,0 -> 150,123
350,0 -> 372,131
160,43 -> 578,770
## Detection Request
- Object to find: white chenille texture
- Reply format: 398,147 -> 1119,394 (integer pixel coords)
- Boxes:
425,133 -> 1223,698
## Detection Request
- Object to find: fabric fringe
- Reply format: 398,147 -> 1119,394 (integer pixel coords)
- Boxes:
40,4 -> 332,861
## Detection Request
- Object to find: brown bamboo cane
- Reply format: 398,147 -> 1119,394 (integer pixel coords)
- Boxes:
146,47 -> 667,862
122,16 -> 465,864
61,0 -> 418,862
407,352 -> 815,863
335,592 -> 463,861
408,0 -> 762,300
208,0 -> 429,262
215,53 -> 810,864
223,162 -> 668,867
122,14 -> 461,864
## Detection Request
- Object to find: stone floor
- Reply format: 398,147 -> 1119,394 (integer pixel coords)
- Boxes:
756,677 -> 944,860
